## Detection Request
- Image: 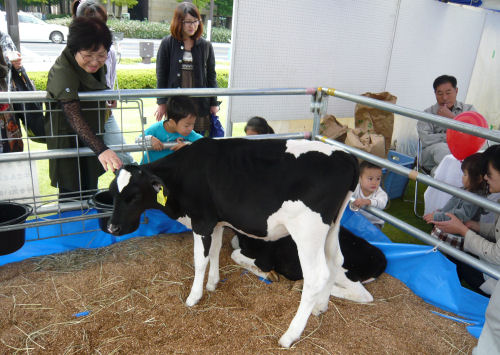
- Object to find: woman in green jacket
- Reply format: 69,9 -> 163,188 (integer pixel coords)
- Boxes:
46,17 -> 122,199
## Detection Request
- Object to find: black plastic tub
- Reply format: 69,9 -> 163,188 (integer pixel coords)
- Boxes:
0,202 -> 32,256
89,190 -> 114,233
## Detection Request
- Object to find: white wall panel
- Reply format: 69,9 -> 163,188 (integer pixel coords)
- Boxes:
386,0 -> 485,155
228,0 -> 399,123
466,11 -> 500,129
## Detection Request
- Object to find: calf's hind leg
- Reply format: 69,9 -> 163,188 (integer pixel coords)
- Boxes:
206,225 -> 223,291
278,210 -> 330,348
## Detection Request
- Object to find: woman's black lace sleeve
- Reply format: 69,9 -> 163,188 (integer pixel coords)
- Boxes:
60,99 -> 108,156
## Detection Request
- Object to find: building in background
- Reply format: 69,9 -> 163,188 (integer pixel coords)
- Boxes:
129,0 -> 231,29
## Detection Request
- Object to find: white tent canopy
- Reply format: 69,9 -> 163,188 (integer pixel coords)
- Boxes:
228,0 -> 500,156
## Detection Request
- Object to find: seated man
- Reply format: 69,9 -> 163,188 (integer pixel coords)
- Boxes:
417,75 -> 476,174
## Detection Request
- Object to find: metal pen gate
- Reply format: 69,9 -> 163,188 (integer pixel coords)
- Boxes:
0,87 -> 499,279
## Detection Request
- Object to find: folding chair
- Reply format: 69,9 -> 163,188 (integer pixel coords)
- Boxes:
413,139 -> 430,218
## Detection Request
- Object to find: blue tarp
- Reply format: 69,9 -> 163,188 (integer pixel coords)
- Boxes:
341,207 -> 488,337
0,207 -> 488,337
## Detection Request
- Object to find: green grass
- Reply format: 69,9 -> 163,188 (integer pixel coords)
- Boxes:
118,57 -> 229,68
382,179 -> 432,245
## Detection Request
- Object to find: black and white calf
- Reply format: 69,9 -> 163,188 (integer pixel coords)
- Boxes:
231,226 -> 387,285
107,138 -> 373,348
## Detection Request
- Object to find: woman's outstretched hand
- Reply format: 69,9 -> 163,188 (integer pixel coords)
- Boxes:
98,149 -> 123,172
433,213 -> 469,236
155,104 -> 167,121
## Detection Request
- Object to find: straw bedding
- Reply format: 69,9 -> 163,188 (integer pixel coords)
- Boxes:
0,229 -> 477,354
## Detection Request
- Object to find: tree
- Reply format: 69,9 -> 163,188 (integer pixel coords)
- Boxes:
177,0 -> 211,11
214,0 -> 232,17
102,0 -> 138,18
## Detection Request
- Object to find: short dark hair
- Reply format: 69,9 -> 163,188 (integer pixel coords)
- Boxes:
433,75 -> 457,91
482,144 -> 500,176
75,0 -> 108,22
166,96 -> 198,123
67,17 -> 112,55
244,116 -> 275,134
359,161 -> 382,175
461,153 -> 486,193
170,2 -> 204,41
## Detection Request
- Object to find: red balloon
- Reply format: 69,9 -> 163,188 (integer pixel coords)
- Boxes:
446,111 -> 488,160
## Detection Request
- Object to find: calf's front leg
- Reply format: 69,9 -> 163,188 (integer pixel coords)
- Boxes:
186,232 -> 209,306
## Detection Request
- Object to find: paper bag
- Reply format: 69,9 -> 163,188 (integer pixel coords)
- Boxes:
345,128 -> 386,160
319,114 -> 348,142
354,92 -> 397,156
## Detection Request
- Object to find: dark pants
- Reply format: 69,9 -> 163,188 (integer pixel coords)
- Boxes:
448,254 -> 490,297
58,172 -> 97,201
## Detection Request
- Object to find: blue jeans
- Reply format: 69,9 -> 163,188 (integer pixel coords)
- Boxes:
103,114 -> 135,165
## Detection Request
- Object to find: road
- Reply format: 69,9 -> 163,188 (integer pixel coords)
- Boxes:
20,39 -> 231,71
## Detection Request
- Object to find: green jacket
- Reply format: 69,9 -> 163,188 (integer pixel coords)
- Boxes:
45,47 -> 108,192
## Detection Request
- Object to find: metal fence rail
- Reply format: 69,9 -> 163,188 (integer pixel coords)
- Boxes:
0,87 -> 499,284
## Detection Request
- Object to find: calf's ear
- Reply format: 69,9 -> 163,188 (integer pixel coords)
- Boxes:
150,175 -> 169,206
150,174 -> 166,194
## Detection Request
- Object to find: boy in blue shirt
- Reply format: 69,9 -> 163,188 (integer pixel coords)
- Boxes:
138,96 -> 203,164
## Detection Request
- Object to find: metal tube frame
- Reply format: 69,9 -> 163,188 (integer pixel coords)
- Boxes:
1,87 -> 499,283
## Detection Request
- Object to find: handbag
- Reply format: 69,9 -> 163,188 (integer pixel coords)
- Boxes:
210,113 -> 224,138
0,106 -> 23,153
11,67 -> 46,143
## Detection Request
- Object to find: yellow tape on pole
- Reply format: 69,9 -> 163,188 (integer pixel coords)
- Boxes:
325,88 -> 336,96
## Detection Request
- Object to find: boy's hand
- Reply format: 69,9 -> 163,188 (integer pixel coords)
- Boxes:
170,138 -> 186,151
151,136 -> 164,151
210,106 -> 219,115
106,100 -> 117,108
353,198 -> 371,208
423,212 -> 434,223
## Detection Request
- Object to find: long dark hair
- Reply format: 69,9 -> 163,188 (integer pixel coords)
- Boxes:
461,153 -> 486,193
170,2 -> 204,41
244,116 -> 275,134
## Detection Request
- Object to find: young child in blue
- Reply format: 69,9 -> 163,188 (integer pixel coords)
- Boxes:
138,96 -> 203,164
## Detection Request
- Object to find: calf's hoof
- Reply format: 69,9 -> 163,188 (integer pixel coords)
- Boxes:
186,293 -> 201,307
266,270 -> 280,282
330,281 -> 374,303
312,300 -> 328,316
279,333 -> 295,348
206,280 -> 218,292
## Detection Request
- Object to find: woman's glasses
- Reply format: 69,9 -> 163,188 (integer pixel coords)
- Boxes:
78,51 -> 108,63
182,19 -> 200,26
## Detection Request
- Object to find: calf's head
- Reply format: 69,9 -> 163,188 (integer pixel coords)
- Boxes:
107,165 -> 169,235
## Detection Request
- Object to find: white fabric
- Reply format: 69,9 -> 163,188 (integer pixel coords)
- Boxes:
473,278 -> 500,355
424,154 -> 463,215
466,11 -> 500,131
